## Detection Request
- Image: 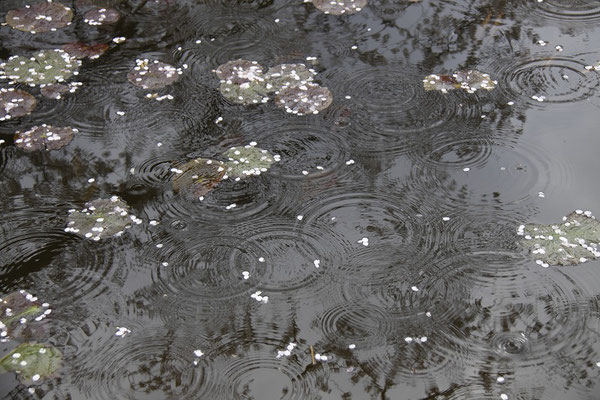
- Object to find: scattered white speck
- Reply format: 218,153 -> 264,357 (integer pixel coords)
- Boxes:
500,395 -> 508,400
507,101 -> 514,106
274,18 -> 280,22
358,237 -> 369,246
497,376 -> 505,383
314,259 -> 320,268
242,271 -> 250,279
296,215 -> 303,221
411,286 -> 419,292
194,349 -> 204,357
463,167 -> 470,172
115,326 -> 131,337
346,159 -> 355,165
32,374 -> 40,382
405,337 -> 413,343
259,257 -> 265,263
538,191 -> 545,198
157,142 -> 162,147
348,344 -> 356,349
226,203 -> 236,210
442,217 -> 450,221
87,178 -> 95,183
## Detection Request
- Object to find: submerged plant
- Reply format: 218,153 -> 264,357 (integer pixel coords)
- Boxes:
223,143 -> 278,179
14,125 -> 77,151
308,0 -> 367,15
127,59 -> 182,89
62,42 -> 109,60
172,158 -> 226,197
65,196 -> 140,241
40,82 -> 81,99
0,88 -> 36,121
0,291 -> 51,340
423,70 -> 497,93
5,1 -> 73,34
0,342 -> 62,384
518,210 -> 600,266
83,7 -> 121,25
1,49 -> 81,86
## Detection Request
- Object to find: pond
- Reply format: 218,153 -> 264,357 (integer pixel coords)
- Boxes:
0,0 -> 599,398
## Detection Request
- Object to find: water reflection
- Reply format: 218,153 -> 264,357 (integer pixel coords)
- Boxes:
1,0 -> 600,398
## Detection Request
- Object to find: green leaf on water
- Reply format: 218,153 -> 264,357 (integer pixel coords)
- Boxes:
65,196 -> 138,241
0,342 -> 62,384
274,82 -> 333,115
518,210 -> 600,267
0,88 -> 36,121
5,1 -> 73,34
265,63 -> 316,90
310,0 -> 368,15
215,59 -> 265,85
172,158 -> 226,197
1,49 -> 81,86
127,59 -> 182,90
0,291 -> 50,340
216,60 -> 270,104
423,70 -> 497,93
219,81 -> 270,105
223,144 -> 278,179
14,125 -> 77,151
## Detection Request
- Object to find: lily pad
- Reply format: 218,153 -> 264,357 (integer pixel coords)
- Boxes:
62,42 -> 109,60
0,342 -> 62,384
219,81 -> 270,105
265,63 -> 316,90
83,7 -> 120,25
423,70 -> 497,93
215,59 -> 265,85
1,49 -> 81,86
517,210 -> 600,266
14,125 -> 77,151
310,0 -> 368,15
172,158 -> 226,197
40,82 -> 81,99
5,1 -> 73,34
127,59 -> 182,90
223,144 -> 277,179
0,291 -> 50,340
0,88 -> 36,121
65,196 -> 138,240
274,83 -> 333,115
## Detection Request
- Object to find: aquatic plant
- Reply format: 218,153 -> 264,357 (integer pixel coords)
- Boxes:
223,144 -> 278,179
423,70 -> 497,93
5,1 -> 73,33
65,196 -> 140,240
83,7 -> 120,25
308,0 -> 367,15
275,83 -> 333,115
0,342 -> 62,384
1,49 -> 81,86
518,210 -> 600,266
127,59 -> 182,89
172,158 -> 226,197
215,60 -> 332,113
62,42 -> 109,60
40,82 -> 81,99
0,291 -> 51,340
265,63 -> 316,90
0,88 -> 36,121
14,125 -> 77,151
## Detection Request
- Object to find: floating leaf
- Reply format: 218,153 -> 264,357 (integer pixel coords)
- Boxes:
1,49 -> 81,86
517,210 -> 600,266
62,42 -> 109,60
83,7 -> 120,25
423,70 -> 497,93
215,59 -> 265,85
0,88 -> 36,121
40,82 -> 81,99
5,1 -> 73,34
65,196 -> 138,240
0,342 -> 62,384
0,291 -> 50,340
219,81 -> 269,105
265,63 -> 316,90
172,158 -> 226,197
127,59 -> 182,90
310,0 -> 367,15
14,125 -> 77,151
275,83 -> 333,115
223,144 -> 277,179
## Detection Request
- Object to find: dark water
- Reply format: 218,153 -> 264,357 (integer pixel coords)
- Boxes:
1,0 -> 600,398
